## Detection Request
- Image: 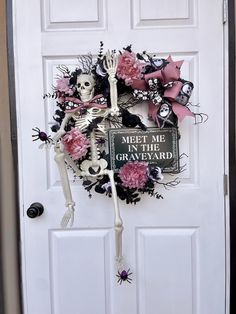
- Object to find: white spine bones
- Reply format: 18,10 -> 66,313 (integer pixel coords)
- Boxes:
53,52 -> 123,263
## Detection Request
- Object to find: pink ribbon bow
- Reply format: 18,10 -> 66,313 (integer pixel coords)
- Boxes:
65,94 -> 107,113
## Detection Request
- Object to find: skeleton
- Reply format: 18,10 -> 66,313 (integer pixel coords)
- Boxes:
53,52 -> 124,266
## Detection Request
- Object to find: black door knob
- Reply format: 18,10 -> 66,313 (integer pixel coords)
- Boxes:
27,202 -> 44,218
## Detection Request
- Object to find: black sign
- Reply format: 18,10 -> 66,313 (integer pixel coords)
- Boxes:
108,127 -> 179,173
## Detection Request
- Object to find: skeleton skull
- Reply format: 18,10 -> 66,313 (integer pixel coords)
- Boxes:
159,103 -> 170,117
182,82 -> 193,96
76,74 -> 96,102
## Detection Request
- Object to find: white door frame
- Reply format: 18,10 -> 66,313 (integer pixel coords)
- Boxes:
224,1 -> 233,314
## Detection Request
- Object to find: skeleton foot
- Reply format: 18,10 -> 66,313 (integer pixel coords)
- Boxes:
115,222 -> 124,262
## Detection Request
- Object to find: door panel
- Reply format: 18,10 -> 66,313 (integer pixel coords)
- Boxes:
136,228 -> 199,314
13,0 -> 226,313
49,229 -> 112,314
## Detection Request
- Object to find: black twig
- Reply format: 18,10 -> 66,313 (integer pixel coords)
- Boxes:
56,65 -> 70,75
43,92 -> 58,99
77,54 -> 94,74
194,113 -> 209,124
157,177 -> 181,189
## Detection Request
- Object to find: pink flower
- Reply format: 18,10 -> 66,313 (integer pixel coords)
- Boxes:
117,51 -> 144,86
62,128 -> 90,160
56,77 -> 73,94
119,161 -> 148,189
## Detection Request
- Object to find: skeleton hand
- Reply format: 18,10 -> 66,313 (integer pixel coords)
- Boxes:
52,129 -> 66,143
109,107 -> 120,117
38,142 -> 54,149
60,203 -> 75,228
103,50 -> 119,114
103,51 -> 118,79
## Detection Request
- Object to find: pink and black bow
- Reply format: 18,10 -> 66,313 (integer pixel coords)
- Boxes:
131,56 -> 195,126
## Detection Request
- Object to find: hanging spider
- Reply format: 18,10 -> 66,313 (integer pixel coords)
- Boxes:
116,268 -> 133,285
32,127 -> 53,144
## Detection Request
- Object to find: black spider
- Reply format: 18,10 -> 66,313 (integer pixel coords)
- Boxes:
116,268 -> 132,284
32,127 -> 52,144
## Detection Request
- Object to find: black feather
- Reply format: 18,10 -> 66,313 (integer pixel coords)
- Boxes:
120,109 -> 147,131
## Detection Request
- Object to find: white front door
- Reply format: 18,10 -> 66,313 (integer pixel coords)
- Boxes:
13,0 -> 227,313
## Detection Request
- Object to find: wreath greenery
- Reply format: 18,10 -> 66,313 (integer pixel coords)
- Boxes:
33,42 -> 206,204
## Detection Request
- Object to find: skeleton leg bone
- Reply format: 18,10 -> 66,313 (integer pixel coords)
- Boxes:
54,144 -> 75,228
79,134 -> 124,265
105,169 -> 124,266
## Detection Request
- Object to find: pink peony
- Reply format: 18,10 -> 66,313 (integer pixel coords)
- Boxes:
119,161 -> 148,189
56,77 -> 73,95
117,51 -> 144,86
62,128 -> 90,160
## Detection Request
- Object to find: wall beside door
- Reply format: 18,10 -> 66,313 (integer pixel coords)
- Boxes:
0,0 -> 21,313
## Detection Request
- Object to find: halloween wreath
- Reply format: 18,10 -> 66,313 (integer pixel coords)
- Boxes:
33,43 -> 206,283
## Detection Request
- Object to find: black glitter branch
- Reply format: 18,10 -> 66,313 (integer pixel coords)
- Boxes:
43,92 -> 58,99
194,113 -> 209,124
77,54 -> 93,74
56,65 -> 70,76
157,177 -> 181,189
97,41 -> 104,60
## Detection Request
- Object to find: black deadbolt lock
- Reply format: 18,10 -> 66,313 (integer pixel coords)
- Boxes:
27,202 -> 44,219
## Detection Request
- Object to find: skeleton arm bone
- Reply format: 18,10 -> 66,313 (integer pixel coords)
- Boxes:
54,144 -> 75,227
103,51 -> 119,115
52,112 -> 74,142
